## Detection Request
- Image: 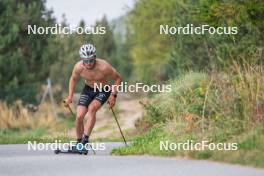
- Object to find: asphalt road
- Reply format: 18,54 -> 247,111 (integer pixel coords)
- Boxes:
1,143 -> 264,176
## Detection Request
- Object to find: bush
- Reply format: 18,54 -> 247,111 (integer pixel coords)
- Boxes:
115,63 -> 264,168
143,63 -> 264,132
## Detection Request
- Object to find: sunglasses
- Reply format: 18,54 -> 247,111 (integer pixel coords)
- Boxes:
83,58 -> 95,64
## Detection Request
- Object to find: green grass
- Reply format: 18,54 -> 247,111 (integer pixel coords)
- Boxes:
113,69 -> 264,168
0,128 -> 74,144
0,115 -> 76,144
0,115 -> 139,144
112,125 -> 264,168
112,128 -> 173,156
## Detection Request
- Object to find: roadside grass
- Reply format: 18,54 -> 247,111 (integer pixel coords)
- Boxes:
0,101 -> 59,130
0,100 -> 140,144
0,101 -> 76,144
209,126 -> 264,167
113,63 -> 264,168
93,127 -> 143,142
0,128 -> 73,144
112,125 -> 264,168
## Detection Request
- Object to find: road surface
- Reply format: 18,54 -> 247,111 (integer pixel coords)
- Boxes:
0,143 -> 264,176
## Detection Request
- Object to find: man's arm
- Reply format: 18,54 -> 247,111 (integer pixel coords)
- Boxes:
65,64 -> 80,104
106,65 -> 122,108
109,67 -> 122,95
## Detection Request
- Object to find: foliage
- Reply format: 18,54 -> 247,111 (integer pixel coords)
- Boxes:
0,0 -> 58,104
127,0 -> 264,82
113,63 -> 264,167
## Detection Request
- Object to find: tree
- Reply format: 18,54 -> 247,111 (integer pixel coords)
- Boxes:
0,0 -> 58,104
90,16 -> 117,66
125,0 -> 264,82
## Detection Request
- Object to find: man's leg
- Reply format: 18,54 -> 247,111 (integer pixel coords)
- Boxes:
84,100 -> 102,137
75,105 -> 88,139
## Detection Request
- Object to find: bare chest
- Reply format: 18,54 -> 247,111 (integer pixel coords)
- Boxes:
80,69 -> 107,81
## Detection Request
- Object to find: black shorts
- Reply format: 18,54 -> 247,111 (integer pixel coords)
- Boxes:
77,84 -> 111,107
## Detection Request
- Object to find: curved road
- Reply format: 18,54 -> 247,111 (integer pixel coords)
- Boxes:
0,143 -> 264,176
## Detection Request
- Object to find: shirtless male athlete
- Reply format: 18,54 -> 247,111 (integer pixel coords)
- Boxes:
64,43 -> 122,148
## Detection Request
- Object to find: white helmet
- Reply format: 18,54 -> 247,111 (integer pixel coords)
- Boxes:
79,43 -> 96,59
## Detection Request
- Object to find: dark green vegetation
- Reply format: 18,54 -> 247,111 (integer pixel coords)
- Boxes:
0,128 -> 72,144
111,0 -> 264,167
1,0 -> 262,102
113,67 -> 264,168
0,0 -> 133,104
127,0 -> 263,82
0,0 -> 57,104
0,0 -> 263,168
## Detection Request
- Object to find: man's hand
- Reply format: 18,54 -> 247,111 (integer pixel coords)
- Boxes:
64,97 -> 72,107
108,95 -> 116,109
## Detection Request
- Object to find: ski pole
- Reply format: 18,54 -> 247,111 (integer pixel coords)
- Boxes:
109,107 -> 128,146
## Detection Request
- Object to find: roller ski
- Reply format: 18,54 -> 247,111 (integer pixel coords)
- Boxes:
54,136 -> 90,155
